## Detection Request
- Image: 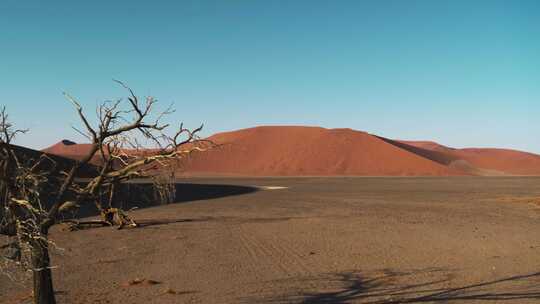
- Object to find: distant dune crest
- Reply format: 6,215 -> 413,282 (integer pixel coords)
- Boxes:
42,126 -> 540,176
43,140 -> 99,163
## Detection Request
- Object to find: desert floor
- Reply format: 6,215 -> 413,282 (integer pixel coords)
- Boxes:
1,177 -> 540,303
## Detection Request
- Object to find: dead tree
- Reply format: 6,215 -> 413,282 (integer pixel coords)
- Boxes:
0,82 -> 213,304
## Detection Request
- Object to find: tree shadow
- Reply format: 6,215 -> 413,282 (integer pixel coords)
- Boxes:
134,217 -> 215,228
248,268 -> 540,303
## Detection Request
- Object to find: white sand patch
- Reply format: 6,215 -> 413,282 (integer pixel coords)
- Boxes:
256,186 -> 289,190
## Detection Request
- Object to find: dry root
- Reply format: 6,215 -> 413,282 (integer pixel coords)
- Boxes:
63,208 -> 138,231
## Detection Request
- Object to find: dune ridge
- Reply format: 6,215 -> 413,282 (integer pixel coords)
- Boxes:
42,126 -> 540,176
399,140 -> 540,176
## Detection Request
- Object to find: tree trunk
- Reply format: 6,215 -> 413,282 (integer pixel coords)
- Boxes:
31,235 -> 56,304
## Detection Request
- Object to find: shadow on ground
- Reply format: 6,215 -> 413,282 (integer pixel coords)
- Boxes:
245,268 -> 540,303
65,182 -> 258,219
134,217 -> 215,228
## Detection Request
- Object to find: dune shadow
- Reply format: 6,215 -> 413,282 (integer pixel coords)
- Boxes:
63,182 -> 258,219
245,268 -> 540,303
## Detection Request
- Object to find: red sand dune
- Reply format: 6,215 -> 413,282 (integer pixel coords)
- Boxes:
400,140 -> 540,176
42,126 -> 540,176
181,126 -> 461,176
42,140 -> 97,163
42,140 -> 144,166
397,140 -> 454,153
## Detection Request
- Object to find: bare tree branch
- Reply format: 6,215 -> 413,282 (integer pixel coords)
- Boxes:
1,82 -> 216,304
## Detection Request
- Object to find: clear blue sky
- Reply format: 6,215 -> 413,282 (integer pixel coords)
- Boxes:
1,0 -> 539,153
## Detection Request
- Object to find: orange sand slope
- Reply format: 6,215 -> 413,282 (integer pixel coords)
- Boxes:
42,140 -> 96,162
399,140 -> 540,176
42,126 -> 540,176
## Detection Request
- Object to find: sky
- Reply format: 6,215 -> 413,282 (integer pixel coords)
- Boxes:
1,0 -> 539,153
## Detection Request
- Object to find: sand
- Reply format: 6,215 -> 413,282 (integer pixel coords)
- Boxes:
183,126 -> 460,176
42,140 -> 95,161
401,140 -> 540,176
43,126 -> 540,176
1,176 -> 539,303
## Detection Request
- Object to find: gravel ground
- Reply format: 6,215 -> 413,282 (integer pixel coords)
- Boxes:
1,177 -> 539,303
